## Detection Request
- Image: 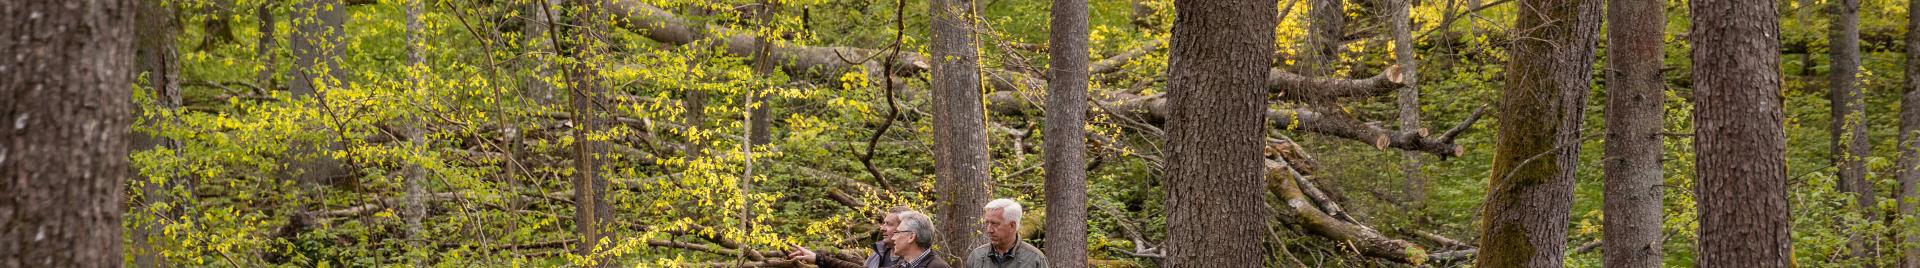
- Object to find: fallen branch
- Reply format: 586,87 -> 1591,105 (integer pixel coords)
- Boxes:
1268,157 -> 1427,264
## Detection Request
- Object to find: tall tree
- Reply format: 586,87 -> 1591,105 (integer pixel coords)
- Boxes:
1691,0 -> 1791,264
1160,0 -> 1276,266
1602,0 -> 1668,265
402,0 -> 428,244
1388,0 -> 1425,208
0,0 -> 137,265
1043,0 -> 1091,266
1898,0 -> 1920,264
256,2 -> 276,89
1305,0 -> 1344,76
929,0 -> 992,263
1829,0 -> 1878,263
544,1 -> 613,263
289,0 -> 347,184
1473,0 -> 1600,264
133,0 -> 185,266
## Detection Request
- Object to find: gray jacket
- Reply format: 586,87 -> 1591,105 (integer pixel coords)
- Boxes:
964,241 -> 1047,268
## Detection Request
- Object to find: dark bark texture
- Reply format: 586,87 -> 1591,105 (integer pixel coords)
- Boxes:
1691,0 -> 1792,264
1160,0 -> 1277,266
1899,0 -> 1920,264
0,0 -> 137,266
928,0 -> 991,264
1043,0 -> 1091,267
1828,0 -> 1878,264
133,0 -> 185,266
1473,0 -> 1600,264
1602,0 -> 1668,265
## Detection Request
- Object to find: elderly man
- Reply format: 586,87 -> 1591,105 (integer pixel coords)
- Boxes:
789,206 -> 913,268
889,211 -> 952,268
967,198 -> 1047,268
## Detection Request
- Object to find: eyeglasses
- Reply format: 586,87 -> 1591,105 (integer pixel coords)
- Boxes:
891,230 -> 914,235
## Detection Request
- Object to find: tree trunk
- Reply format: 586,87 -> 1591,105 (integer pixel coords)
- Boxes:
197,0 -> 238,51
929,0 -> 992,263
1898,0 -> 1920,264
545,1 -> 613,264
1388,0 -> 1425,208
523,0 -> 558,105
402,0 -> 428,246
1161,0 -> 1276,266
0,0 -> 136,266
257,2 -> 276,89
133,0 -> 184,266
1306,0 -> 1344,77
1691,0 -> 1792,264
1473,0 -> 1599,264
289,0 -> 346,184
1043,0 -> 1091,267
1602,0 -> 1667,265
1829,0 -> 1878,264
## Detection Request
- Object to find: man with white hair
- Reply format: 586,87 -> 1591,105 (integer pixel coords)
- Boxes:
890,211 -> 952,268
966,198 -> 1048,268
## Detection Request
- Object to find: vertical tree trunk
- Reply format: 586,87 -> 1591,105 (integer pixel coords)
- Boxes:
402,0 -> 428,245
1306,0 -> 1345,77
1474,0 -> 1600,264
1388,0 -> 1425,208
1601,0 -> 1667,265
1897,0 -> 1920,264
133,0 -> 184,266
257,2 -> 276,90
929,0 -> 992,263
0,0 -> 136,266
523,0 -> 557,105
1043,0 -> 1090,267
1161,0 -> 1276,266
1691,0 -> 1791,264
289,0 -> 346,184
545,1 -> 612,264
1829,0 -> 1878,264
197,0 -> 238,51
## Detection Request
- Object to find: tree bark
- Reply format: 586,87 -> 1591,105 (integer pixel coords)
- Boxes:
403,0 -> 428,246
1473,0 -> 1599,264
1044,0 -> 1091,267
929,0 -> 992,264
134,0 -> 184,266
1691,0 -> 1792,264
0,0 -> 137,266
1306,0 -> 1345,76
1161,0 -> 1276,266
545,1 -> 613,264
1602,0 -> 1667,265
288,0 -> 346,184
1829,0 -> 1878,264
1388,0 -> 1425,208
257,2 -> 276,90
1898,0 -> 1920,264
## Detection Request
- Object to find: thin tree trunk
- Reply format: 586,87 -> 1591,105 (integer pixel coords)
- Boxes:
1306,0 -> 1344,77
257,2 -> 276,90
929,0 -> 992,263
1691,0 -> 1792,264
1161,0 -> 1277,266
1388,0 -> 1425,208
1829,0 -> 1878,264
1897,0 -> 1920,264
1474,0 -> 1600,264
1602,0 -> 1667,264
1043,0 -> 1091,266
198,0 -> 239,51
402,0 -> 428,246
544,1 -> 612,264
133,0 -> 184,266
524,0 -> 557,105
0,0 -> 137,266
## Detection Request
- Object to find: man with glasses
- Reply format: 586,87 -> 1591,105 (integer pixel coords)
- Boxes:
888,211 -> 951,268
789,206 -> 914,268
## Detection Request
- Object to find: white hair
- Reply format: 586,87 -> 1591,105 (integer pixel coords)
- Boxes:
984,198 -> 1023,226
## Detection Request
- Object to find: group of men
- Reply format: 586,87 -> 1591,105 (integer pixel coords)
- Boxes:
786,199 -> 1049,268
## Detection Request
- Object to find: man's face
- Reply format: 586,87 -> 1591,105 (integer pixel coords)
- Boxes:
983,208 -> 1016,247
881,213 -> 901,236
889,228 -> 916,254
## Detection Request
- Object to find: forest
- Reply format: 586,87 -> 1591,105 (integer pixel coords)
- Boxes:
2,0 -> 1919,266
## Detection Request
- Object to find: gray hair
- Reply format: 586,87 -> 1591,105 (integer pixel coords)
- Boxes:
984,198 -> 1023,227
895,211 -> 936,249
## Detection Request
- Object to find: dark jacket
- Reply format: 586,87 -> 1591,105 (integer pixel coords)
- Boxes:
893,249 -> 952,268
818,241 -> 896,268
964,241 -> 1047,268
